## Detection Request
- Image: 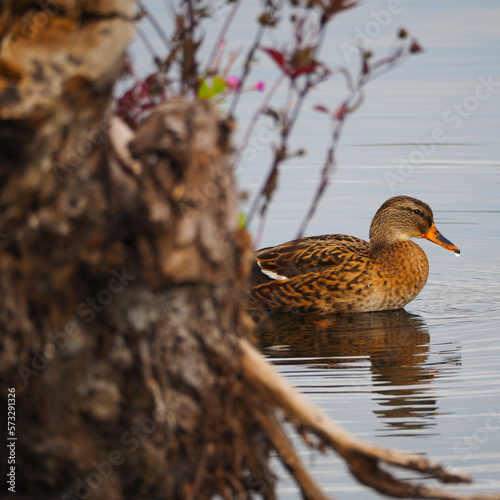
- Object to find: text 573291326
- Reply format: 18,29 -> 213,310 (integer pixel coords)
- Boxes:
7,387 -> 16,493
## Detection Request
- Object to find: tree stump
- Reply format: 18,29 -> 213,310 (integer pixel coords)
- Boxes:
0,2 -> 273,498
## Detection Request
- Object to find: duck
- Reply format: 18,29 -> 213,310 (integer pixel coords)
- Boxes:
249,195 -> 460,314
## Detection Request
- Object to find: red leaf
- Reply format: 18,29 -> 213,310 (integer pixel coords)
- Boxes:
335,103 -> 347,120
116,74 -> 165,128
261,47 -> 288,73
290,62 -> 319,78
261,46 -> 322,79
314,105 -> 329,114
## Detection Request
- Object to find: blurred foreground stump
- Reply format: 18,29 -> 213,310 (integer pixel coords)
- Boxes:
0,1 -> 273,498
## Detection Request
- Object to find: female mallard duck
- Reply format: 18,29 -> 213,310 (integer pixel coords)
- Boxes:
250,196 -> 460,314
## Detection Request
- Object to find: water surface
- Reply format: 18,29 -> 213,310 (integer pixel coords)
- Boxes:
134,2 -> 500,497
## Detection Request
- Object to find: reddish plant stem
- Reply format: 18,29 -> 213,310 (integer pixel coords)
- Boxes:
246,76 -> 312,229
232,73 -> 285,171
205,0 -> 242,73
227,1 -> 284,117
295,42 -> 416,238
227,27 -> 266,117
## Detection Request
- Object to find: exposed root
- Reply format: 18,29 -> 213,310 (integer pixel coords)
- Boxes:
254,408 -> 331,500
239,338 -> 500,500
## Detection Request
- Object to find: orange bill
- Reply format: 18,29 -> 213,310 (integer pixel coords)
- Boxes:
421,223 -> 460,254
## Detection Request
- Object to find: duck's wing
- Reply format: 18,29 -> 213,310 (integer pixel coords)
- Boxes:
255,234 -> 370,280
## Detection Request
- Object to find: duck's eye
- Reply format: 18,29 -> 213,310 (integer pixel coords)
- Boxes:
412,208 -> 424,217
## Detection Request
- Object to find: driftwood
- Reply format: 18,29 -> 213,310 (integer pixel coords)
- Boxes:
1,1 -> 499,499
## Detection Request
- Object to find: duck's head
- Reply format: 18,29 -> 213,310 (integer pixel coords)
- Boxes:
369,195 -> 460,254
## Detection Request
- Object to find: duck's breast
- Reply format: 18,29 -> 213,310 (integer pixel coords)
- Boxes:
368,240 -> 429,311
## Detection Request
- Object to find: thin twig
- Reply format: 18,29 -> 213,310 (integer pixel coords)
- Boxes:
246,72 -> 313,229
247,7 -> 332,235
232,73 -> 285,171
205,0 -> 242,73
138,0 -> 172,50
294,90 -> 362,239
227,25 -> 266,117
254,203 -> 271,250
137,26 -> 161,62
295,40 -> 415,238
227,1 -> 285,117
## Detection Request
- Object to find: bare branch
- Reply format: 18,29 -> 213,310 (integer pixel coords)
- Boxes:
239,339 -> 500,500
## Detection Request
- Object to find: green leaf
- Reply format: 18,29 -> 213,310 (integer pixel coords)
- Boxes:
198,79 -> 212,99
212,75 -> 226,96
238,212 -> 247,229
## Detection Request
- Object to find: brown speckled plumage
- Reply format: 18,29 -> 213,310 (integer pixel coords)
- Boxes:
250,196 -> 460,314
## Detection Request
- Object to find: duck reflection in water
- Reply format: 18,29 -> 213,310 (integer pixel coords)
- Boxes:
253,309 -> 460,434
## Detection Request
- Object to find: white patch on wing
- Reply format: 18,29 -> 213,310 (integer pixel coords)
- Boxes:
257,260 -> 288,281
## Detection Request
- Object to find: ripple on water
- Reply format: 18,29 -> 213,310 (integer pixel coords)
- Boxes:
412,268 -> 500,321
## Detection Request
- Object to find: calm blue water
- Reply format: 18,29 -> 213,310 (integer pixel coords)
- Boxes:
133,2 -> 500,498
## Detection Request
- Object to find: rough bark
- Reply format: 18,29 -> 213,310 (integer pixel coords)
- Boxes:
0,2 -> 272,499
